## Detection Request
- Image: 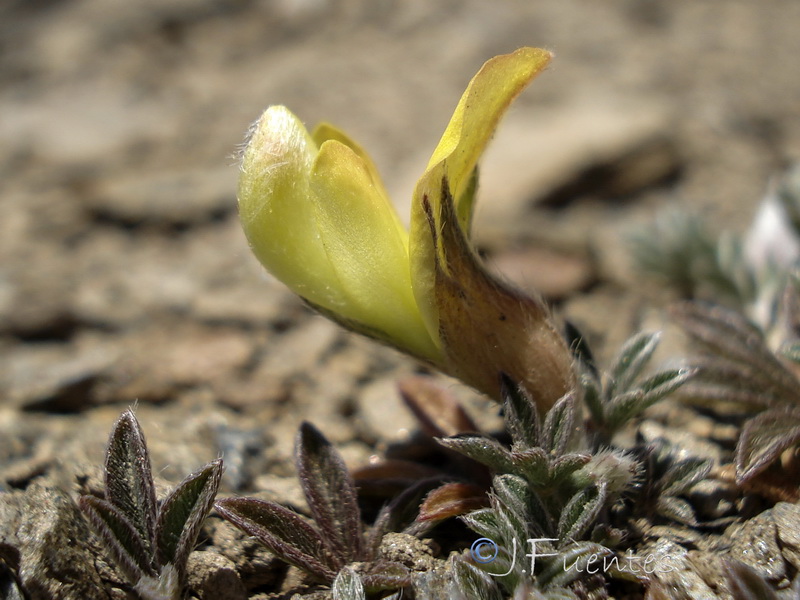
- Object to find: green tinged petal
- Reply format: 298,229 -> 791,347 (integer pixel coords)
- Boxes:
238,106 -> 439,363
311,122 -> 392,205
310,140 -> 438,361
239,106 -> 344,306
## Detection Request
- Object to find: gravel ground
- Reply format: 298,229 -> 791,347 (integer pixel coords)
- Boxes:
1,1 -> 800,598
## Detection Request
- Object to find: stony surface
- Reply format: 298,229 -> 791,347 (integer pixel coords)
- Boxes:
2,1 -> 800,598
0,486 -> 110,600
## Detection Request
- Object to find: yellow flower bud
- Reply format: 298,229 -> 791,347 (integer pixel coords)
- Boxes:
238,106 -> 439,362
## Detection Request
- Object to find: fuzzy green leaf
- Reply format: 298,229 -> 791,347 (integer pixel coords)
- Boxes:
79,495 -> 157,581
451,558 -> 503,600
542,394 -> 578,456
549,453 -> 591,485
608,331 -> 661,396
736,407 -> 800,482
501,373 -> 541,449
155,458 -> 223,581
461,508 -> 501,541
580,373 -> 605,428
607,368 -> 695,430
512,582 -> 579,600
104,410 -> 158,552
437,435 -> 514,473
214,497 -> 338,581
332,567 -> 366,600
492,474 -> 532,537
556,481 -> 607,542
510,448 -> 549,486
461,504 -> 519,574
296,422 -> 363,563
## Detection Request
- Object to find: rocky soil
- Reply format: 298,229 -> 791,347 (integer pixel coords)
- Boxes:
2,1 -> 800,598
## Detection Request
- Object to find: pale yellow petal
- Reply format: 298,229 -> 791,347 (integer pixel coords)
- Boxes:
310,140 -> 440,362
238,106 -> 347,308
311,123 -> 392,205
426,47 -> 552,211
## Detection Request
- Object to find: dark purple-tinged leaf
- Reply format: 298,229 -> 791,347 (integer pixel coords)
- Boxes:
607,368 -> 696,430
360,560 -> 412,592
527,489 -> 556,538
556,481 -> 607,542
724,560 -> 779,600
608,331 -> 661,396
398,377 -> 477,438
332,567 -> 366,600
659,457 -> 711,496
672,303 -> 800,399
368,477 -> 445,551
542,393 -> 578,456
104,410 -> 158,551
214,497 -> 338,582
417,483 -> 488,522
79,495 -> 157,581
693,356 -> 787,397
509,447 -> 549,485
736,407 -> 800,483
437,435 -> 514,473
155,458 -> 223,580
296,422 -> 363,564
656,496 -> 697,526
681,380 -> 778,409
0,543 -> 20,572
353,460 -> 442,503
0,544 -> 24,600
500,373 -> 540,449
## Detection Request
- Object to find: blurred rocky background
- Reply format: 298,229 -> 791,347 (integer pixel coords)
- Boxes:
0,1 -> 799,592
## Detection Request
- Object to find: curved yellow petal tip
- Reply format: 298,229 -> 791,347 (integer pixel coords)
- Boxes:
411,47 -> 554,348
427,47 -> 553,202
